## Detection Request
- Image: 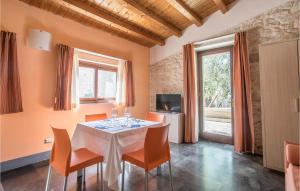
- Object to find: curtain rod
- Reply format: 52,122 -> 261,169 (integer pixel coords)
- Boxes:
75,48 -> 123,61
193,33 -> 235,45
191,26 -> 262,46
79,58 -> 118,67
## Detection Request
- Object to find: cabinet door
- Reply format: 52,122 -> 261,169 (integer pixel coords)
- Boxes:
260,40 -> 299,171
166,114 -> 177,143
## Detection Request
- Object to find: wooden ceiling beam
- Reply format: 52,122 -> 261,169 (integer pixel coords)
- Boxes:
212,0 -> 228,14
120,0 -> 182,37
19,0 -> 155,47
60,0 -> 165,45
165,0 -> 202,26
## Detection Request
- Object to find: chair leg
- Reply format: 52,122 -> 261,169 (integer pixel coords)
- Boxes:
45,165 -> 52,191
128,163 -> 132,172
63,176 -> 68,191
81,168 -> 86,191
121,161 -> 125,191
157,165 -> 162,176
168,161 -> 174,191
100,163 -> 104,191
145,171 -> 148,191
97,163 -> 99,183
83,168 -> 86,184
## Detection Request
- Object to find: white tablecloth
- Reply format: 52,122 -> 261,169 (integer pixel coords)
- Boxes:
71,117 -> 160,189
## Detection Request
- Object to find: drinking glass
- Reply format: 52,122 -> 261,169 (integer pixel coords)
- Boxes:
124,107 -> 131,127
112,107 -> 117,120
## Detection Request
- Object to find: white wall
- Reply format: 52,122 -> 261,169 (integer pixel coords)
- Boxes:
150,0 -> 290,64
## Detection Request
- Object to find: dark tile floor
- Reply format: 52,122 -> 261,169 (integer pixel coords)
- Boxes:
1,141 -> 284,191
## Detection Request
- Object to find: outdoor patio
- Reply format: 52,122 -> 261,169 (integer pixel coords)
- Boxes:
204,119 -> 232,136
203,107 -> 232,136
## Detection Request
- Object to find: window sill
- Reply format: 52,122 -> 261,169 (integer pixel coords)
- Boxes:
80,98 -> 116,104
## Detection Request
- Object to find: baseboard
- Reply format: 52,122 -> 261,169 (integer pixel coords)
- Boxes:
0,151 -> 50,173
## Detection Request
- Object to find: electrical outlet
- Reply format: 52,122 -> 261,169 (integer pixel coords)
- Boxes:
44,137 -> 53,144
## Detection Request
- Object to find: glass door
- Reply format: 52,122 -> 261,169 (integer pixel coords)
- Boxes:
198,47 -> 233,144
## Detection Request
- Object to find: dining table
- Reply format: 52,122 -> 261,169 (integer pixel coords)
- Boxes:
71,117 -> 161,190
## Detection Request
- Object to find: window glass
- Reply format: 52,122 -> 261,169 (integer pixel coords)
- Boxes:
202,51 -> 232,136
98,70 -> 117,98
79,67 -> 95,98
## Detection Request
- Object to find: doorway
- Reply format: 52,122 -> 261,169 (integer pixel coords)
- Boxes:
197,47 -> 233,144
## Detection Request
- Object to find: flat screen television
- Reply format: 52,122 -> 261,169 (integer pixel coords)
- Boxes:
156,94 -> 181,113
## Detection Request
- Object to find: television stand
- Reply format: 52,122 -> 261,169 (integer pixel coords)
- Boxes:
154,112 -> 184,144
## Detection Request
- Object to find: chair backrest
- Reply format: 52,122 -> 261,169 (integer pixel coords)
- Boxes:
85,113 -> 107,122
146,112 -> 165,123
50,127 -> 72,176
284,141 -> 300,171
144,124 -> 170,170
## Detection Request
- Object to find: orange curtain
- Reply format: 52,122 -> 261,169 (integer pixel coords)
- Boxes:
125,60 -> 135,107
183,44 -> 196,143
233,32 -> 255,153
0,31 -> 23,114
54,44 -> 74,111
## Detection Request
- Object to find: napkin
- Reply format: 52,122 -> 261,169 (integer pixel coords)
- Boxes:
95,125 -> 107,129
131,124 -> 141,128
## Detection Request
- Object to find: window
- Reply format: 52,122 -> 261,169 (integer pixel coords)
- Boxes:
79,67 -> 95,98
98,70 -> 117,98
198,46 -> 233,144
79,61 -> 117,103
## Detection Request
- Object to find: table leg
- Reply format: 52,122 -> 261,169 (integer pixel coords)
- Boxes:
77,169 -> 83,189
157,165 -> 162,176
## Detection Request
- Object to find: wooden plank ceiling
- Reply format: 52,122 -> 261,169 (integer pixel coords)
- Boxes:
19,0 -> 236,47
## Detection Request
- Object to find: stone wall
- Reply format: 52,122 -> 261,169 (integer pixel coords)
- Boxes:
150,52 -> 183,111
149,0 -> 300,154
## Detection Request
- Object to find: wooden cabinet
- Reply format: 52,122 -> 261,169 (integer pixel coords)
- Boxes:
259,40 -> 300,172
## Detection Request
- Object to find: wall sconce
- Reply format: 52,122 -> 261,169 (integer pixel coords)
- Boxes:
27,29 -> 52,51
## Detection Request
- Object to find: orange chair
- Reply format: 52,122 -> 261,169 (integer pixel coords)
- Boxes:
145,112 -> 165,123
284,141 -> 300,191
45,127 -> 104,191
121,124 -> 174,191
85,113 -> 107,122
